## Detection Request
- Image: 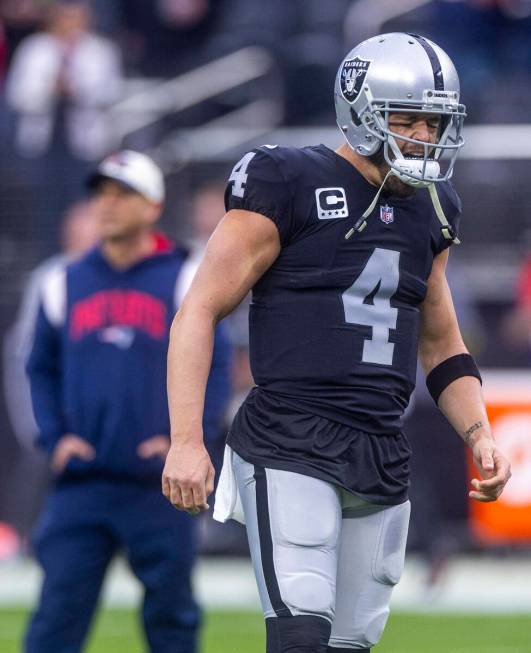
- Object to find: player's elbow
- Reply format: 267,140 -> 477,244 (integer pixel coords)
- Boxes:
419,331 -> 468,375
171,298 -> 218,338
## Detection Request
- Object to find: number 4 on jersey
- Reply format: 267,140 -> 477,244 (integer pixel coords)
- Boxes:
229,152 -> 256,198
342,248 -> 400,366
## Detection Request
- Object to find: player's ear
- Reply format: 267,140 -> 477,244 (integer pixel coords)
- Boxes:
147,202 -> 163,225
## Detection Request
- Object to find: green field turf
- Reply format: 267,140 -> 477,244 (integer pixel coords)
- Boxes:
1,609 -> 530,653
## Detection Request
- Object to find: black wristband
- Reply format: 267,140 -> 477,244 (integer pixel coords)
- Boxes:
426,353 -> 482,405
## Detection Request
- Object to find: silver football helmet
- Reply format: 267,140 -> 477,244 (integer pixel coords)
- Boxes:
334,32 -> 466,187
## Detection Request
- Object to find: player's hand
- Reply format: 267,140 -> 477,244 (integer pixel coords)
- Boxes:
161,440 -> 215,515
51,434 -> 96,474
469,434 -> 511,502
137,435 -> 171,460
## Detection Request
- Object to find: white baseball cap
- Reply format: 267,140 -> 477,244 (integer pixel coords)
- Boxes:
87,150 -> 165,204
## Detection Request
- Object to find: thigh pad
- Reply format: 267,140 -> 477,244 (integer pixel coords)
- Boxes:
372,501 -> 410,586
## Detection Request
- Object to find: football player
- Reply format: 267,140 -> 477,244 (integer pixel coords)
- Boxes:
163,33 -> 511,652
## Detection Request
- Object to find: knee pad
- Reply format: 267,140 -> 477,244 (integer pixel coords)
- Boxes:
266,615 -> 331,653
356,607 -> 389,648
282,571 -> 335,619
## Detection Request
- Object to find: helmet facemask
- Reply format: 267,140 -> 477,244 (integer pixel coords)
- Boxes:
355,87 -> 466,188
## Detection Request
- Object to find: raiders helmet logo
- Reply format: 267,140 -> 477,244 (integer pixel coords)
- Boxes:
340,57 -> 371,103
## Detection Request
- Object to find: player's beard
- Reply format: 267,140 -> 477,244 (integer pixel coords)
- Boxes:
368,148 -> 416,199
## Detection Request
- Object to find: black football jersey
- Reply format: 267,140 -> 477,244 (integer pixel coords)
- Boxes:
224,144 -> 460,502
226,144 -> 460,430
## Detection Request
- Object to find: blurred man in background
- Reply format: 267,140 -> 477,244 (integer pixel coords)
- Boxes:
3,0 -> 124,255
5,0 -> 122,161
2,199 -> 100,543
24,150 -> 232,653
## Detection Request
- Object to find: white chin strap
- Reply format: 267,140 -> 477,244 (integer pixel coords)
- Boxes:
345,163 -> 460,245
393,157 -> 460,244
427,182 -> 460,245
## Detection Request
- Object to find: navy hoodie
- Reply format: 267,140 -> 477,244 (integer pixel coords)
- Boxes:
27,235 -> 232,485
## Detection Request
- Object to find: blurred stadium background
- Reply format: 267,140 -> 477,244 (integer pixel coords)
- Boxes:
1,0 -> 531,651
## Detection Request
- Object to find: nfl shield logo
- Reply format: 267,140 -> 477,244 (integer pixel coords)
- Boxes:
380,204 -> 394,225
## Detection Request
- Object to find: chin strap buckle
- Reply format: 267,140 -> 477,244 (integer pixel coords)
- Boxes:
441,224 -> 459,244
345,218 -> 367,240
429,183 -> 460,245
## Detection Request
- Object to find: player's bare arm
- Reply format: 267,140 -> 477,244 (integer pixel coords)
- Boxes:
162,209 -> 281,514
419,250 -> 511,502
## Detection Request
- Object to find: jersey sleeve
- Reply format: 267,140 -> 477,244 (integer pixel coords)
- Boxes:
225,148 -> 294,245
432,181 -> 462,255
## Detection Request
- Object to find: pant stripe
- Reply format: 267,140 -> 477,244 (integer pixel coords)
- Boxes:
253,466 -> 291,617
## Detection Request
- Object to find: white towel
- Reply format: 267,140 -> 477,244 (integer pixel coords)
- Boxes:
213,445 -> 245,524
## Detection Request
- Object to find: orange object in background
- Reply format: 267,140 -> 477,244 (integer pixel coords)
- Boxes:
468,371 -> 531,544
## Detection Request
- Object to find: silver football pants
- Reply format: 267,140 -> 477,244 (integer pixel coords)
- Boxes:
232,452 -> 410,650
